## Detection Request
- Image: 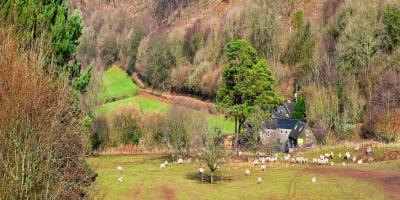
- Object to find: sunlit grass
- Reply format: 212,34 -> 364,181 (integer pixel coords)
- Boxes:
87,155 -> 398,200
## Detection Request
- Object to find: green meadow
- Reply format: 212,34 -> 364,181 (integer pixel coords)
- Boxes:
87,155 -> 399,200
97,66 -> 235,133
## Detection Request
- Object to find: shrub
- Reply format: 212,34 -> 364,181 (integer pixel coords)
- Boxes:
293,96 -> 306,120
293,10 -> 303,29
164,105 -> 207,157
111,107 -> 143,145
144,35 -> 176,89
281,22 -> 315,68
127,28 -> 145,75
142,112 -> 166,148
382,5 -> 400,52
90,116 -> 110,150
183,20 -> 203,63
0,33 -> 95,199
98,30 -> 119,67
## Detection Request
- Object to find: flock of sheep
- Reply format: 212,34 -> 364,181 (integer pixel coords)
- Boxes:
115,146 -> 372,184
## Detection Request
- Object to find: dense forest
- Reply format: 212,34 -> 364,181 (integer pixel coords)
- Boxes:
72,0 -> 400,143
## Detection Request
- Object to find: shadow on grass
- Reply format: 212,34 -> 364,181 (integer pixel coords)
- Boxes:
186,172 -> 233,184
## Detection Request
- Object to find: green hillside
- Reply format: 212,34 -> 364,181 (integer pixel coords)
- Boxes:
100,65 -> 140,100
97,66 -> 235,134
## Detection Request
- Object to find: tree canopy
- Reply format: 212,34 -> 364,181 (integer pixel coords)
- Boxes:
216,39 -> 283,143
293,96 -> 306,120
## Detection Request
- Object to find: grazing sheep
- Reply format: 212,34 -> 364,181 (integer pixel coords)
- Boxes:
319,155 -> 325,159
344,152 -> 351,160
352,156 -> 357,163
257,177 -> 262,184
160,163 -> 166,169
324,153 -> 331,158
260,165 -> 266,171
317,158 -> 329,165
330,152 -> 334,158
284,154 -> 291,162
199,167 -> 205,174
177,158 -> 183,164
342,162 -> 346,166
312,158 -> 318,164
312,176 -> 316,183
116,166 -> 123,173
244,169 -> 251,176
357,159 -> 363,165
366,147 -> 372,154
253,159 -> 259,166
164,161 -> 169,166
118,176 -> 123,183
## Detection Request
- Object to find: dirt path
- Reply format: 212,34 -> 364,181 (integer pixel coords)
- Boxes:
157,185 -> 176,200
307,167 -> 400,200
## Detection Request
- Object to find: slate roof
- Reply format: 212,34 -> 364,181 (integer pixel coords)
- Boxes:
264,118 -> 298,129
289,121 -> 307,139
264,118 -> 307,139
272,102 -> 295,118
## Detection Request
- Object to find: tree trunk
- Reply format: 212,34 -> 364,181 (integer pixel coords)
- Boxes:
234,118 -> 238,148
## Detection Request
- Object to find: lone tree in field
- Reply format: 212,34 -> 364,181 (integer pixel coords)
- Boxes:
216,39 -> 283,145
197,128 -> 226,184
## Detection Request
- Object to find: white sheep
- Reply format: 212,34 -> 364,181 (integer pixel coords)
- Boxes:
284,154 -> 291,162
257,177 -> 262,184
357,159 -> 363,165
366,147 -> 372,154
244,169 -> 251,176
342,162 -> 346,166
273,155 -> 278,162
116,166 -> 123,173
338,153 -> 342,158
199,167 -> 205,174
330,161 -> 334,166
330,151 -> 334,158
311,176 -> 316,183
160,163 -> 166,169
118,176 -> 123,183
253,159 -> 259,166
354,145 -> 360,151
344,152 -> 351,160
352,156 -> 357,163
319,155 -> 325,159
324,153 -> 331,158
164,160 -> 169,166
177,158 -> 183,164
312,158 -> 318,164
260,165 -> 266,171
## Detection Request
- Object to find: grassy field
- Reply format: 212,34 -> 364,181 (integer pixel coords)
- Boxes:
97,66 -> 235,133
87,154 -> 400,200
100,66 -> 140,100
